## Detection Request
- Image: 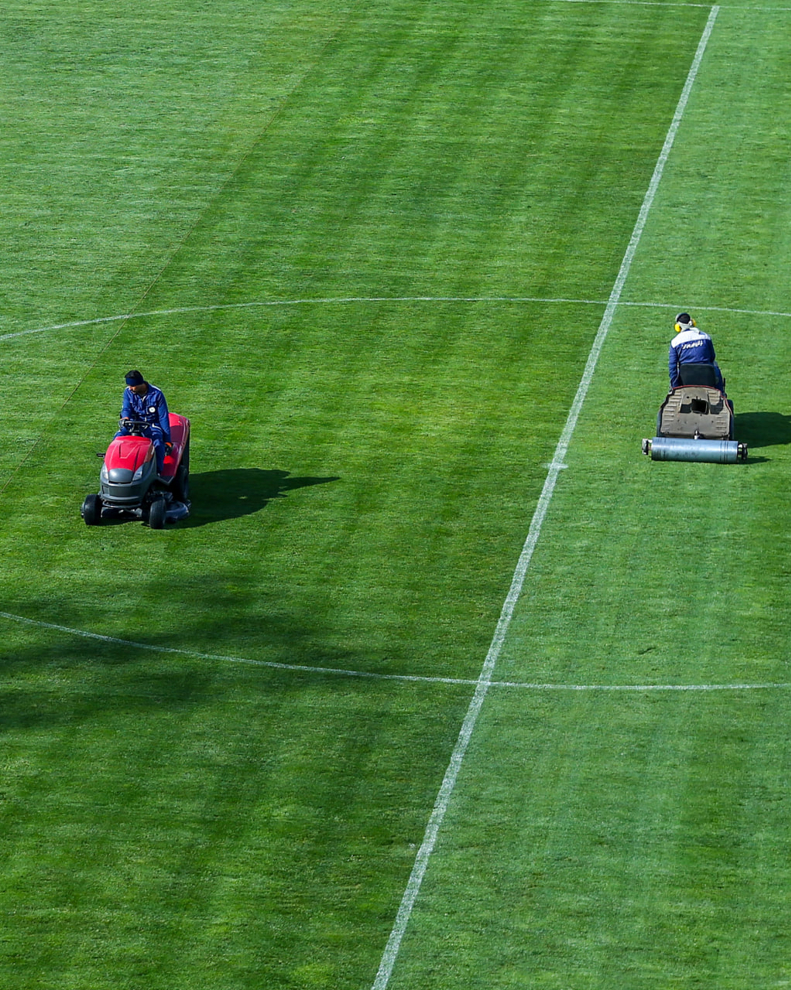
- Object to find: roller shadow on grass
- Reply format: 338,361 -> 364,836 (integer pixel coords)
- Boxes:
734,412 -> 791,449
184,468 -> 339,526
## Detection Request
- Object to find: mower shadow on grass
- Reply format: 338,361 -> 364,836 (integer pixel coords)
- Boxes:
183,468 -> 339,527
733,412 -> 791,450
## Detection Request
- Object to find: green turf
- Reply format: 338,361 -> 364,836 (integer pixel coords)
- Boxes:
2,1 -> 791,988
393,690 -> 791,988
381,9 -> 791,988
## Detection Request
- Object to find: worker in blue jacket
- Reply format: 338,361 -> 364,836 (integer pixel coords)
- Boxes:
669,313 -> 726,392
115,370 -> 172,473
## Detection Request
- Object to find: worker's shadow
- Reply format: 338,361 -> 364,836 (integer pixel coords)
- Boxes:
183,469 -> 339,526
734,412 -> 791,450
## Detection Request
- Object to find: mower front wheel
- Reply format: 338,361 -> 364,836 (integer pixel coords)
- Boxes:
148,498 -> 167,530
82,494 -> 102,526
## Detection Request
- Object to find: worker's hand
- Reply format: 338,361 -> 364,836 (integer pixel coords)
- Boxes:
165,441 -> 174,454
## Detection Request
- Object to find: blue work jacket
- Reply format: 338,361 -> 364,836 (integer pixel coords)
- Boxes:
669,328 -> 722,389
120,383 -> 171,441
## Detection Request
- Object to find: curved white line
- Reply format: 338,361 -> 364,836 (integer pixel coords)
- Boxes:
0,609 -> 475,687
620,301 -> 791,318
493,680 -> 791,691
0,610 -> 786,692
4,295 -> 791,344
0,296 -> 609,342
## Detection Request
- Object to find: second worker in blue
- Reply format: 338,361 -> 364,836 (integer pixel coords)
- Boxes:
669,313 -> 726,393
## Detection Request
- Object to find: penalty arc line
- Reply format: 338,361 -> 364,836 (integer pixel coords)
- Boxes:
370,8 -> 720,990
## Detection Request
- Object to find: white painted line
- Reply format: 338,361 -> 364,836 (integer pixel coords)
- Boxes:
0,314 -> 136,341
5,296 -> 791,345
370,9 -> 720,988
557,0 -> 710,5
0,297 -> 609,342
491,680 -> 791,691
550,0 -> 790,7
619,300 -> 791,318
0,610 -> 476,686
1,609 -> 786,693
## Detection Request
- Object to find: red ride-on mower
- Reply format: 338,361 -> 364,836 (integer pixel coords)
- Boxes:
81,413 -> 191,528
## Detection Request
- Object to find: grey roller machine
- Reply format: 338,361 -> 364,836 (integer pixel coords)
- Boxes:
642,363 -> 747,463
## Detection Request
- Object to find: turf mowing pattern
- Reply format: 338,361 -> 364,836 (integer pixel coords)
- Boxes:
2,2 -> 790,988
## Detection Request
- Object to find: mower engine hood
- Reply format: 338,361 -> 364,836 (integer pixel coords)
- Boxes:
105,436 -> 154,482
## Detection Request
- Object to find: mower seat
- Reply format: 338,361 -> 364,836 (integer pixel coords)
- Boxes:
678,363 -> 719,388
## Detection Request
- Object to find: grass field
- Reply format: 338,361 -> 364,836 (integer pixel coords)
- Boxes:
2,1 -> 791,987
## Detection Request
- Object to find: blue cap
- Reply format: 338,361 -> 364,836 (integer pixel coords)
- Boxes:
125,370 -> 144,386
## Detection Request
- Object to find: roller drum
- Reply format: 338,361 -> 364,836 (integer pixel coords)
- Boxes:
642,437 -> 747,463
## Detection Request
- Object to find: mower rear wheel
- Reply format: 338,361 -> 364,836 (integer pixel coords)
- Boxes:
173,464 -> 189,502
148,498 -> 167,530
82,493 -> 102,526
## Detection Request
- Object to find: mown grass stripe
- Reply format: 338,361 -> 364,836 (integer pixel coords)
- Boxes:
370,8 -> 719,988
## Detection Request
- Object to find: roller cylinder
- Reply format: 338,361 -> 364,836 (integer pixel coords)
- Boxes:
642,437 -> 747,463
